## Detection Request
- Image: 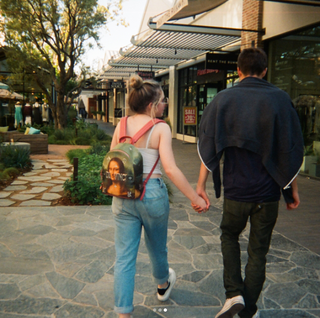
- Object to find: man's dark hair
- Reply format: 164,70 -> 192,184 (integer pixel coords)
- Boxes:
237,48 -> 268,76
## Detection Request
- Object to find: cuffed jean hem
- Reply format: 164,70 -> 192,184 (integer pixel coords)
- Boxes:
114,305 -> 133,314
153,272 -> 169,285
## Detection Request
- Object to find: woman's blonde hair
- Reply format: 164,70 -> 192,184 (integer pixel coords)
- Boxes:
128,75 -> 163,117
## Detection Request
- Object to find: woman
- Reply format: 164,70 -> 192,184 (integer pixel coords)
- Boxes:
111,75 -> 208,318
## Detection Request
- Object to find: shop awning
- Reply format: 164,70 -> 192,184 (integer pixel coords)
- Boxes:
99,65 -> 163,80
156,0 -> 228,28
262,0 -> 320,5
100,20 -> 263,80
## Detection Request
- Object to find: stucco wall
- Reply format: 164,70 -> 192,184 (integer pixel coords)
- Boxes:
191,0 -> 243,29
262,2 -> 320,40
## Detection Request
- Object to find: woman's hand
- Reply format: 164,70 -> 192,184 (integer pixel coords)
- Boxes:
191,195 -> 209,213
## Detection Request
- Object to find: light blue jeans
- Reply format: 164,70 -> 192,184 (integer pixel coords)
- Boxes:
112,178 -> 170,314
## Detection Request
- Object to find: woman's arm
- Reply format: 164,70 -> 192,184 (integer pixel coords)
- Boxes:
158,124 -> 208,211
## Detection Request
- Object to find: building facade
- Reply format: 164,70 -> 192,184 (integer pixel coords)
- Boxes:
96,0 -> 320,175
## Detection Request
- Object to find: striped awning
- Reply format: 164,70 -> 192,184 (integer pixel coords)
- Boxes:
100,21 -> 262,80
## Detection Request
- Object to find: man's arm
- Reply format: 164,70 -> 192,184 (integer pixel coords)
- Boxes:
192,162 -> 211,210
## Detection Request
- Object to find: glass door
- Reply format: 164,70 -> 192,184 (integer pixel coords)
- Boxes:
197,84 -> 218,130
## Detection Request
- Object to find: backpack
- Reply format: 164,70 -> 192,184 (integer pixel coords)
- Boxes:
100,116 -> 165,200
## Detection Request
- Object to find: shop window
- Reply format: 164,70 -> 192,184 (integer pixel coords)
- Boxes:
269,24 -> 320,149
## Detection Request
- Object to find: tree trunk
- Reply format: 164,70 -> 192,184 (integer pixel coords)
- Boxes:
56,90 -> 67,129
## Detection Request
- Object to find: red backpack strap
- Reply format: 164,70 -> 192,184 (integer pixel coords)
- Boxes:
131,119 -> 165,144
139,156 -> 160,200
119,116 -> 131,143
138,119 -> 166,200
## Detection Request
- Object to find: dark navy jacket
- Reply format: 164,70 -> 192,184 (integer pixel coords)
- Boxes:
198,77 -> 304,203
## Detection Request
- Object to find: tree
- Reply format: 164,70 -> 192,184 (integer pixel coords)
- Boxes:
0,0 -> 123,128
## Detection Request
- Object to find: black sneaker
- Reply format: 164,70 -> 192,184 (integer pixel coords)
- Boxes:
157,268 -> 176,301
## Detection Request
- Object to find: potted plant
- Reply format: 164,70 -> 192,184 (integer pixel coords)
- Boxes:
301,145 -> 317,173
101,111 -> 106,121
91,110 -> 97,119
96,111 -> 102,121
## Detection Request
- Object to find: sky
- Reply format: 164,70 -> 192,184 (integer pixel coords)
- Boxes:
83,0 -> 148,71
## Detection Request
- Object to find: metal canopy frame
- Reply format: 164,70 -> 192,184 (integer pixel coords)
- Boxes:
262,0 -> 320,6
101,20 -> 265,79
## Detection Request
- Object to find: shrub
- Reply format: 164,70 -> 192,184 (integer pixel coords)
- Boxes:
0,145 -> 31,169
94,129 -> 109,141
65,148 -> 90,163
0,170 -> 9,181
63,152 -> 111,205
0,167 -> 20,181
88,143 -> 110,156
4,167 -> 20,177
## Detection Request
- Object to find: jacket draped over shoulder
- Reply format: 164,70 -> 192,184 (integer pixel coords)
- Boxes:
198,77 -> 304,200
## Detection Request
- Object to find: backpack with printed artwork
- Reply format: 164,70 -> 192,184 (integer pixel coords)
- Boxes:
100,116 -> 165,200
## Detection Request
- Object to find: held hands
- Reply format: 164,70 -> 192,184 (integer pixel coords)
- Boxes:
191,191 -> 210,213
191,186 -> 210,213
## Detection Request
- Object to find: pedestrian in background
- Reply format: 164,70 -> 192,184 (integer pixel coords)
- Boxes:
195,48 -> 304,318
111,75 -> 208,318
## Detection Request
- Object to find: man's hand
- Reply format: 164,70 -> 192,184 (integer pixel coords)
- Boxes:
286,178 -> 300,210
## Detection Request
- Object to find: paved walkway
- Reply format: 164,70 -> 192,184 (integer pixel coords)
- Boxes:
0,119 -> 319,318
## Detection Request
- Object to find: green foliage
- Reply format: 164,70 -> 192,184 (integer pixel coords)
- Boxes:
45,119 -> 111,145
88,143 -> 109,156
67,107 -> 78,126
0,145 -> 31,169
63,150 -> 111,205
304,145 -> 316,156
0,167 -> 20,181
66,148 -> 90,163
0,0 -> 124,128
0,171 -> 9,181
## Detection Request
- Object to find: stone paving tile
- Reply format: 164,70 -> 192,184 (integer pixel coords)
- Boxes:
0,192 -> 11,198
1,158 -> 73,207
4,185 -> 27,191
11,180 -> 28,185
21,187 -> 48,194
0,204 -> 319,318
41,193 -> 61,200
11,194 -> 36,201
0,199 -> 15,207
19,200 -> 51,206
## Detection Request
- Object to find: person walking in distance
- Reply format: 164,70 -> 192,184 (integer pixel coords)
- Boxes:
194,48 -> 304,318
111,75 -> 208,318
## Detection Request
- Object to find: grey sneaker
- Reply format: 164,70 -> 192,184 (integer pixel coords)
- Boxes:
215,295 -> 245,318
157,268 -> 176,301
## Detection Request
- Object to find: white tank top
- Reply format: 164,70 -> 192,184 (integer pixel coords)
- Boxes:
138,125 -> 162,175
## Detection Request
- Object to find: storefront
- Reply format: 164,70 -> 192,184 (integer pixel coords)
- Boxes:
175,53 -> 239,141
267,23 -> 320,176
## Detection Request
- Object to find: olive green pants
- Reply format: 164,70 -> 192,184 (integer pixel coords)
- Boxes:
220,198 -> 279,318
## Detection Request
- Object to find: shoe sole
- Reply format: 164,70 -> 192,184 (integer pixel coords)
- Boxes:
157,269 -> 176,302
215,303 -> 245,318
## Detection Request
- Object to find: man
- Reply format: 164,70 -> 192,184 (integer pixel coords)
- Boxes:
195,48 -> 304,318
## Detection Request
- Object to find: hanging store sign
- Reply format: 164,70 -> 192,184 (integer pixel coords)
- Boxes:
136,71 -> 155,80
111,82 -> 124,89
205,53 -> 238,71
184,107 -> 197,125
197,69 -> 220,76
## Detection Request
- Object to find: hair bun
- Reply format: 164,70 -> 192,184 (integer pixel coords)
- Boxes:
130,75 -> 143,90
